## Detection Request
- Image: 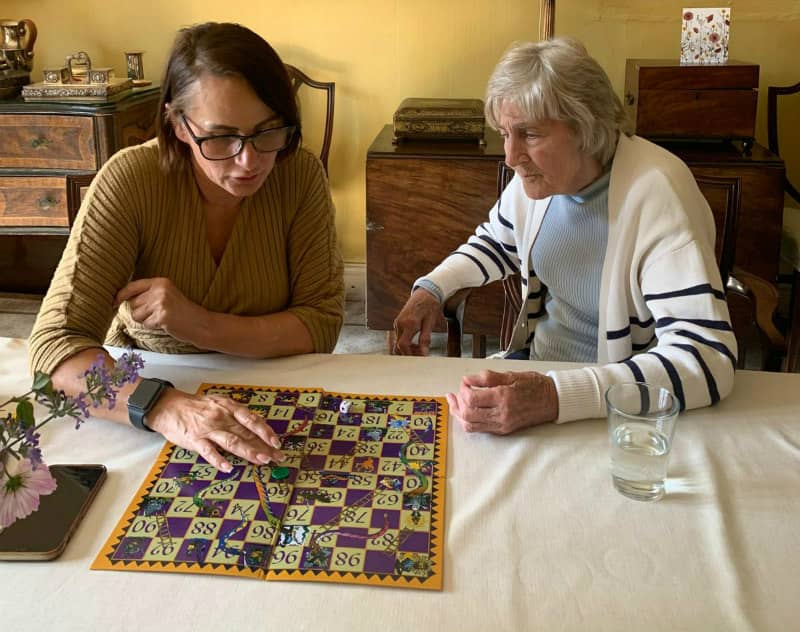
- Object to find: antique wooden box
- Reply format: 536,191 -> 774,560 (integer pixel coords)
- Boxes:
624,59 -> 759,145
393,98 -> 485,144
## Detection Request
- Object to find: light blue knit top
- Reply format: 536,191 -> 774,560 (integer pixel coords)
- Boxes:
529,171 -> 611,362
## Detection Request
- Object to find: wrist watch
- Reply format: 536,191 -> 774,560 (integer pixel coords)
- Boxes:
127,378 -> 173,432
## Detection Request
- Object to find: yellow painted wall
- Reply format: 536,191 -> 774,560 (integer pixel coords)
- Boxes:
5,0 -> 799,262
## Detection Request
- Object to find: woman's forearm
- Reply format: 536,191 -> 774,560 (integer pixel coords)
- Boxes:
49,347 -> 142,425
187,309 -> 314,358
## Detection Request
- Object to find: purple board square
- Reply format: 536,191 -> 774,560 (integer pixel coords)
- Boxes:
176,538 -> 212,563
413,401 -> 438,413
335,528 -> 370,548
113,537 -> 149,560
301,545 -> 332,570
282,436 -> 305,452
293,406 -> 314,420
309,423 -> 334,439
364,549 -> 397,574
235,481 -> 260,500
166,517 -> 192,538
399,530 -> 429,553
338,412 -> 361,425
196,499 -> 228,518
380,442 -> 401,458
344,489 -> 372,506
219,518 -> 247,540
352,457 -> 378,474
301,454 -> 326,470
371,509 -> 400,530
329,440 -> 356,455
241,543 -> 272,570
361,427 -> 386,442
267,420 -> 290,435
275,392 -> 299,406
319,395 -> 339,411
318,471 -> 349,487
255,501 -> 286,522
161,463 -> 193,478
312,505 -> 342,524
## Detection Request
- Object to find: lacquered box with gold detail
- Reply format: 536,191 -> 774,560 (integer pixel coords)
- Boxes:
392,98 -> 485,144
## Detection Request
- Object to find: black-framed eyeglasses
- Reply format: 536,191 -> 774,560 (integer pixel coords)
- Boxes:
180,114 -> 295,161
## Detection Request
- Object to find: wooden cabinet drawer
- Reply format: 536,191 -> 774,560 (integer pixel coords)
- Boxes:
0,176 -> 69,227
0,114 -> 97,170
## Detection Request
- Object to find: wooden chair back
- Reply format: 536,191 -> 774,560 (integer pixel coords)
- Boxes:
767,81 -> 800,205
767,81 -> 800,370
285,64 -> 335,174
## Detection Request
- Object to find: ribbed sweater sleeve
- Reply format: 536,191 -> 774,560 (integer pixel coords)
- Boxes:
282,151 -> 344,353
28,145 -> 147,374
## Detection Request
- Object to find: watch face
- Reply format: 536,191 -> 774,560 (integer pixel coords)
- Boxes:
129,379 -> 164,409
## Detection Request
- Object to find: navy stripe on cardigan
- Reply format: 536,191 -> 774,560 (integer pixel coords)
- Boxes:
650,351 -> 686,411
452,252 -> 489,285
475,234 -> 517,271
673,329 -> 736,367
672,343 -> 720,404
623,359 -> 645,383
644,283 -> 726,302
656,317 -> 733,332
465,241 -> 506,277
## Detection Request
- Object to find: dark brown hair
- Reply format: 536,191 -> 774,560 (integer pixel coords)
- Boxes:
157,22 -> 301,172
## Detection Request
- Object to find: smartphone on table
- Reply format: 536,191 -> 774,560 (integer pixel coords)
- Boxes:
0,464 -> 107,561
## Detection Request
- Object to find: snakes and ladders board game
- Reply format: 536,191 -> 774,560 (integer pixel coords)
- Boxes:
92,383 -> 448,590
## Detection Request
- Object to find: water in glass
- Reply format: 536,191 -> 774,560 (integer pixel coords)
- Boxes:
610,421 -> 670,501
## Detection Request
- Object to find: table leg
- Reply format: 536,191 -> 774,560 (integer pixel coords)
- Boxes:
786,269 -> 800,372
386,330 -> 396,355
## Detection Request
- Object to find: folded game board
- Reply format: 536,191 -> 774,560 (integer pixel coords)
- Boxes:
92,384 -> 447,590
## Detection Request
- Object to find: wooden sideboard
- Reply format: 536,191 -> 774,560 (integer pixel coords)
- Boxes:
365,124 -> 785,352
366,125 -> 507,351
0,86 -> 160,293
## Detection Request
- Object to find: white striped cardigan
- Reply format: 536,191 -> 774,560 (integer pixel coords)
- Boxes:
423,134 -> 737,423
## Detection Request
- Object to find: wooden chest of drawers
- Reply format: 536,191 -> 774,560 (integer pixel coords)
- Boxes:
0,86 -> 160,292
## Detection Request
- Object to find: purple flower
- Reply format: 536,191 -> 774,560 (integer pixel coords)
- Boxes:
73,392 -> 91,419
116,350 -> 145,384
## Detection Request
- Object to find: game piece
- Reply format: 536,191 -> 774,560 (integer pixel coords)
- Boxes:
339,399 -> 352,414
92,384 -> 448,590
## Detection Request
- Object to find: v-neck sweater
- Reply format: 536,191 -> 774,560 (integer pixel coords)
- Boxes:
29,139 -> 344,374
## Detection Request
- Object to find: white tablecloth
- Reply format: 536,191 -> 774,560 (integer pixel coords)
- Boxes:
1,337 -> 799,631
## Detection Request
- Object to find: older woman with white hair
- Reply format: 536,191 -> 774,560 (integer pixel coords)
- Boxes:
393,37 -> 736,433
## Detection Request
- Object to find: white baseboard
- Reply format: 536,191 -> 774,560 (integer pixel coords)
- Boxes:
344,263 -> 365,303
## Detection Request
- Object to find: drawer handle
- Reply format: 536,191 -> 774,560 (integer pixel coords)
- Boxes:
31,136 -> 51,149
38,195 -> 58,210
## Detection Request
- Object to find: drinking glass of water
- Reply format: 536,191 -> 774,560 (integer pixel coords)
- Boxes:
605,382 -> 679,502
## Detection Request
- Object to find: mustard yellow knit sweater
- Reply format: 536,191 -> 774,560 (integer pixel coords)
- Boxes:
29,140 -> 344,374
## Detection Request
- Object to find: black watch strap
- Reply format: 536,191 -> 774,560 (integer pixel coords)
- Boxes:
128,378 -> 174,432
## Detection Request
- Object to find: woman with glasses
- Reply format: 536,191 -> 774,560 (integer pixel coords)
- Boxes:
28,22 -> 343,472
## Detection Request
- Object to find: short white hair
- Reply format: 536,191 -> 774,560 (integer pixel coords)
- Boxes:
485,37 -> 630,165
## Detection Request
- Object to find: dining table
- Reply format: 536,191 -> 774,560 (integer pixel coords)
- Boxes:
0,335 -> 798,631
